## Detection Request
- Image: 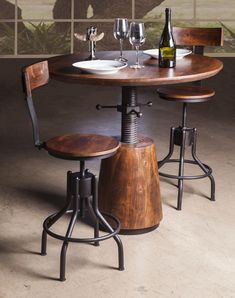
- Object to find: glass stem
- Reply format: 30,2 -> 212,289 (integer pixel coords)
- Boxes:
136,46 -> 140,66
120,39 -> 123,58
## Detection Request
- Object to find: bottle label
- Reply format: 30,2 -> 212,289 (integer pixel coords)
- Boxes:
159,47 -> 175,59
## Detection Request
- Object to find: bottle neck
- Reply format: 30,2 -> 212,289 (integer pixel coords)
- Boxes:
165,8 -> 172,31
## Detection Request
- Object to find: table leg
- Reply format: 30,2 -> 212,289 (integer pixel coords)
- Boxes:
98,86 -> 163,234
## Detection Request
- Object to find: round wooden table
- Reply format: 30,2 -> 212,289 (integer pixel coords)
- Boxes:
48,51 -> 223,234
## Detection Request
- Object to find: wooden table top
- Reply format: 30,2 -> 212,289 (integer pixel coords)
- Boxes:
48,51 -> 223,87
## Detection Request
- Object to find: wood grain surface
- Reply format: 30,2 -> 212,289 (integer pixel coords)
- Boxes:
46,133 -> 119,158
23,60 -> 49,95
157,85 -> 215,102
98,136 -> 162,231
48,51 -> 223,87
173,27 -> 223,46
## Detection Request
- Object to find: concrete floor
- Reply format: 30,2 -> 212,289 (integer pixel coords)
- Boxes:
0,58 -> 235,298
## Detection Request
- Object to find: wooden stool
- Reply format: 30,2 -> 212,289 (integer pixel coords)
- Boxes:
157,27 -> 223,210
157,87 -> 215,210
22,61 -> 124,281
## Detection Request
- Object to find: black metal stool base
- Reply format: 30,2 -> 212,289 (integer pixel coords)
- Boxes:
41,163 -> 124,281
158,125 -> 215,211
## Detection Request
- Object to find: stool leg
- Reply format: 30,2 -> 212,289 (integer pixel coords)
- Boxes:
60,178 -> 79,282
79,198 -> 85,218
209,175 -> 215,201
92,175 -> 124,271
177,129 -> 187,211
158,127 -> 175,168
85,198 -> 100,246
177,103 -> 188,210
41,230 -> 47,256
191,128 -> 215,201
66,171 -> 72,204
60,242 -> 68,282
41,172 -> 73,256
93,210 -> 100,247
41,201 -> 71,255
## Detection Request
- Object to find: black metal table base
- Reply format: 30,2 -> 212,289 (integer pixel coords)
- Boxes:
158,123 -> 215,211
41,164 -> 124,281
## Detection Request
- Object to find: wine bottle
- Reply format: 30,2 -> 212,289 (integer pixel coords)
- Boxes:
158,8 -> 176,68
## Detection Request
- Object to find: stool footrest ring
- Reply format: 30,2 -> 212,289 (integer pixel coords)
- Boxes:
158,159 -> 212,180
43,210 -> 121,243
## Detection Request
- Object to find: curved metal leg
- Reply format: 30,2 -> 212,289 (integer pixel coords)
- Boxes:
191,128 -> 215,201
92,175 -> 124,271
158,127 -> 175,168
85,198 -> 100,246
41,230 -> 47,256
41,172 -> 73,256
79,197 -> 85,218
60,177 -> 79,282
177,129 -> 186,211
60,242 -> 68,282
66,171 -> 72,204
209,175 -> 215,201
177,103 -> 187,210
41,200 -> 71,255
47,198 -> 72,228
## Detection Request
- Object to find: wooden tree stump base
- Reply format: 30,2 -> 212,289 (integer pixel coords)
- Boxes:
98,136 -> 163,234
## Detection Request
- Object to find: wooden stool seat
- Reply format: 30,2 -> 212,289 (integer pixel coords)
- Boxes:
157,85 -> 215,103
45,133 -> 120,159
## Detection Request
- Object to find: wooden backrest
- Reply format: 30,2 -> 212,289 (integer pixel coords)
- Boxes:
172,27 -> 223,54
22,61 -> 49,148
23,60 -> 49,97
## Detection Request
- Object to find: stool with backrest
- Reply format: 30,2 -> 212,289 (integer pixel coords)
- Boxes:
157,27 -> 223,210
22,61 -> 124,281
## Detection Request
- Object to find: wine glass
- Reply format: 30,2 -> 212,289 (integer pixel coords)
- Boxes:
113,18 -> 129,62
129,22 -> 145,69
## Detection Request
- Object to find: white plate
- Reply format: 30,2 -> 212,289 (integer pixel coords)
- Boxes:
143,48 -> 192,59
72,60 -> 127,74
